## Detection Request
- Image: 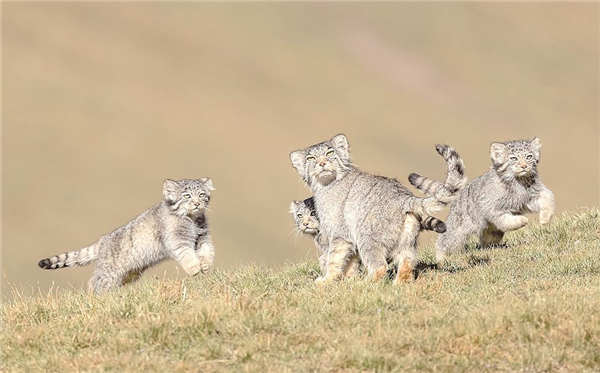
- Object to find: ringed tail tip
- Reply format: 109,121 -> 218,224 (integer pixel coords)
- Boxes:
408,173 -> 420,184
38,259 -> 51,269
434,222 -> 447,233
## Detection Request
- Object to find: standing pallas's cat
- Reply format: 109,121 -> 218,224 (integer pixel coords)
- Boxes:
38,178 -> 216,294
435,138 -> 555,261
290,197 -> 448,278
290,134 -> 464,284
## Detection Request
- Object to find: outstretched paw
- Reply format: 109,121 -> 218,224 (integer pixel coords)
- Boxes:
199,260 -> 211,274
183,262 -> 202,277
517,215 -> 529,229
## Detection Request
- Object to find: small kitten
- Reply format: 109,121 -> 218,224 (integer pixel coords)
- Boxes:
436,138 -> 555,261
290,198 -> 359,278
290,134 -> 464,284
38,178 -> 216,294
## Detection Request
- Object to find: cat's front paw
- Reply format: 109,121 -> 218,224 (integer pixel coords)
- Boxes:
199,259 -> 212,274
517,215 -> 529,229
539,210 -> 553,225
182,262 -> 202,277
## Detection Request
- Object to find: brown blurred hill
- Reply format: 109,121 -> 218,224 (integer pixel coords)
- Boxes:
2,3 -> 598,292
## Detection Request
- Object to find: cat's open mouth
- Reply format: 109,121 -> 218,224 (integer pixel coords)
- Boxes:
317,170 -> 336,186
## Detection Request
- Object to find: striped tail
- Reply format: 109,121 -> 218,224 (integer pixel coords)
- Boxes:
421,216 -> 446,233
405,144 -> 467,216
409,144 -> 467,197
38,244 -> 97,270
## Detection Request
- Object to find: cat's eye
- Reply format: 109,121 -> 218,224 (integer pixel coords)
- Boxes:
306,155 -> 316,162
182,193 -> 191,199
310,211 -> 317,217
199,192 -> 206,198
526,154 -> 533,160
509,156 -> 518,162
326,149 -> 335,157
297,213 -> 303,219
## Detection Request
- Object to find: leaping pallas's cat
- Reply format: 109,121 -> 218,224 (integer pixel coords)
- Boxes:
435,138 -> 555,262
38,178 -> 216,294
290,134 -> 465,284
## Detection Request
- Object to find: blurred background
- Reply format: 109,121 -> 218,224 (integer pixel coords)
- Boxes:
2,2 -> 598,293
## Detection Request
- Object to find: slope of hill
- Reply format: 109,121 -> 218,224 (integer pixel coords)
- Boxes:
2,211 -> 599,372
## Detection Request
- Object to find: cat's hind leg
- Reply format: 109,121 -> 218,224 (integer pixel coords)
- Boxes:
316,238 -> 353,284
357,239 -> 388,282
89,264 -> 125,294
343,253 -> 362,278
391,213 -> 420,284
436,225 -> 473,263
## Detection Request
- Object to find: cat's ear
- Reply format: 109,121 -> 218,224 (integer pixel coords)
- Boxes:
200,177 -> 215,191
290,150 -> 306,174
330,133 -> 350,160
163,179 -> 180,202
530,137 -> 542,151
290,201 -> 300,213
490,143 -> 507,164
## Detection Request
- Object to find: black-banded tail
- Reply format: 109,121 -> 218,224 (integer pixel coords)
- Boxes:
38,245 -> 97,270
405,144 -> 467,216
420,216 -> 446,233
409,144 -> 467,197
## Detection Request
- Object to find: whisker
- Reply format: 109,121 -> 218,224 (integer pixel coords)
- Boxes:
294,230 -> 302,244
288,227 -> 299,237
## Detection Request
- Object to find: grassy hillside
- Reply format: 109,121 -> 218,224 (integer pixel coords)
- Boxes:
2,210 -> 599,372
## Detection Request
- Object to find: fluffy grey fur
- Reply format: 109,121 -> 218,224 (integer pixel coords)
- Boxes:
290,197 -> 447,278
289,134 -> 463,283
38,178 -> 216,294
290,198 -> 359,278
436,138 -> 555,261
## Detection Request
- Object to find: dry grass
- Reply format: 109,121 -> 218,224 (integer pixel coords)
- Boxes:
2,210 -> 600,372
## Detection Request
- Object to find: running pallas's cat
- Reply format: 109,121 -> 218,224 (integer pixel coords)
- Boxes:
38,178 -> 216,294
430,138 -> 555,261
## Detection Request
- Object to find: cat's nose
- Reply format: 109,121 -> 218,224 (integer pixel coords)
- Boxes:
318,160 -> 327,167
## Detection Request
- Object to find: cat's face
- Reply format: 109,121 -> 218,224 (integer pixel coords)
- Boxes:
290,198 -> 320,235
163,178 -> 214,218
490,138 -> 541,178
289,134 -> 352,189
